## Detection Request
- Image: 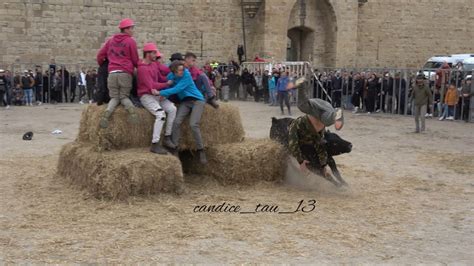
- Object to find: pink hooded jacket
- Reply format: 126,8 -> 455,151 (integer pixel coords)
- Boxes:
136,61 -> 169,97
96,33 -> 139,75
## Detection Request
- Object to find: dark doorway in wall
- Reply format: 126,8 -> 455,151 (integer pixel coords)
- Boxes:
287,26 -> 314,61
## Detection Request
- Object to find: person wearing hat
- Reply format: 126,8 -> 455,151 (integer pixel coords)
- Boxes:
137,42 -> 177,154
412,73 -> 432,133
288,77 -> 344,178
96,18 -> 139,128
169,53 -> 184,63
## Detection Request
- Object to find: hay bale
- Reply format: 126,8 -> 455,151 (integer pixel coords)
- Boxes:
57,142 -> 185,199
180,139 -> 288,185
76,105 -> 155,151
77,103 -> 245,151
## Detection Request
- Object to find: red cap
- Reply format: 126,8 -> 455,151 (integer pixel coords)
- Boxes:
143,43 -> 158,52
143,43 -> 162,58
119,18 -> 135,29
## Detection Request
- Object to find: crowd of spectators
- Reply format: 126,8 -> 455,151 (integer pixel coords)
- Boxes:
0,59 -> 99,108
313,63 -> 473,122
1,57 -> 472,122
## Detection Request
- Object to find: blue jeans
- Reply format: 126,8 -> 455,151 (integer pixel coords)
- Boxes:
23,88 -> 33,104
342,95 -> 353,110
196,73 -> 214,99
269,90 -> 277,105
441,104 -> 454,118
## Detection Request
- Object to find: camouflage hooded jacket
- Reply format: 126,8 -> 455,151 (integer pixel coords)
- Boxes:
288,115 -> 328,166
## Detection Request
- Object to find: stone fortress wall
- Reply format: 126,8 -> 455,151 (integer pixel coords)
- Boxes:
0,0 -> 473,69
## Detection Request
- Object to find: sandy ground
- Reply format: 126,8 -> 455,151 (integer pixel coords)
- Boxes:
0,101 -> 473,264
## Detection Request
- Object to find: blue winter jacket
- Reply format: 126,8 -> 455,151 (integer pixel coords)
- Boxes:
161,69 -> 205,101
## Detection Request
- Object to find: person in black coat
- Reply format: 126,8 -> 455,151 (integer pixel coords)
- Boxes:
381,73 -> 394,113
227,68 -> 240,100
331,71 -> 343,108
365,73 -> 379,113
352,73 -> 364,112
34,67 -> 43,104
394,73 -> 408,115
69,73 -> 77,102
237,45 -> 245,64
42,70 -> 49,103
95,60 -> 110,105
241,68 -> 255,100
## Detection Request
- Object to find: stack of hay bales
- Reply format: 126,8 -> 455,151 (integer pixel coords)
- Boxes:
57,103 -> 287,199
179,139 -> 288,185
58,142 -> 184,200
77,104 -> 246,151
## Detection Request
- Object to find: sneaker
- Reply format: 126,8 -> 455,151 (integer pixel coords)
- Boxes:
376,109 -> 381,113
447,116 -> 454,120
429,114 -> 433,117
79,100 -> 84,105
198,149 -> 208,164
162,135 -> 177,150
5,105 -> 10,109
367,112 -> 371,114
425,113 -> 430,117
89,100 -> 92,104
37,101 -> 42,106
439,116 -> 445,121
126,107 -> 139,124
150,143 -> 168,154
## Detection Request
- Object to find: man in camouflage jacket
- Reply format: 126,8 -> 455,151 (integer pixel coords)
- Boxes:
289,77 -> 344,177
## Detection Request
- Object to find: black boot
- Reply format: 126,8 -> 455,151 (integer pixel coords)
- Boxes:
150,143 -> 168,154
162,135 -> 176,150
197,149 -> 208,164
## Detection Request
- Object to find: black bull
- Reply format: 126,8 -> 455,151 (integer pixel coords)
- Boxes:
270,117 -> 352,187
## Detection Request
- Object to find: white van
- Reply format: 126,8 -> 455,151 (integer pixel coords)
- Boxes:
422,55 -> 456,70
462,57 -> 474,72
422,56 -> 456,80
422,54 -> 474,80
451,54 -> 474,65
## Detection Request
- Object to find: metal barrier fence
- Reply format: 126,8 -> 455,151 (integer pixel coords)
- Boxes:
235,62 -> 473,122
1,61 -> 473,122
312,67 -> 473,122
240,61 -> 315,105
0,62 -> 97,105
